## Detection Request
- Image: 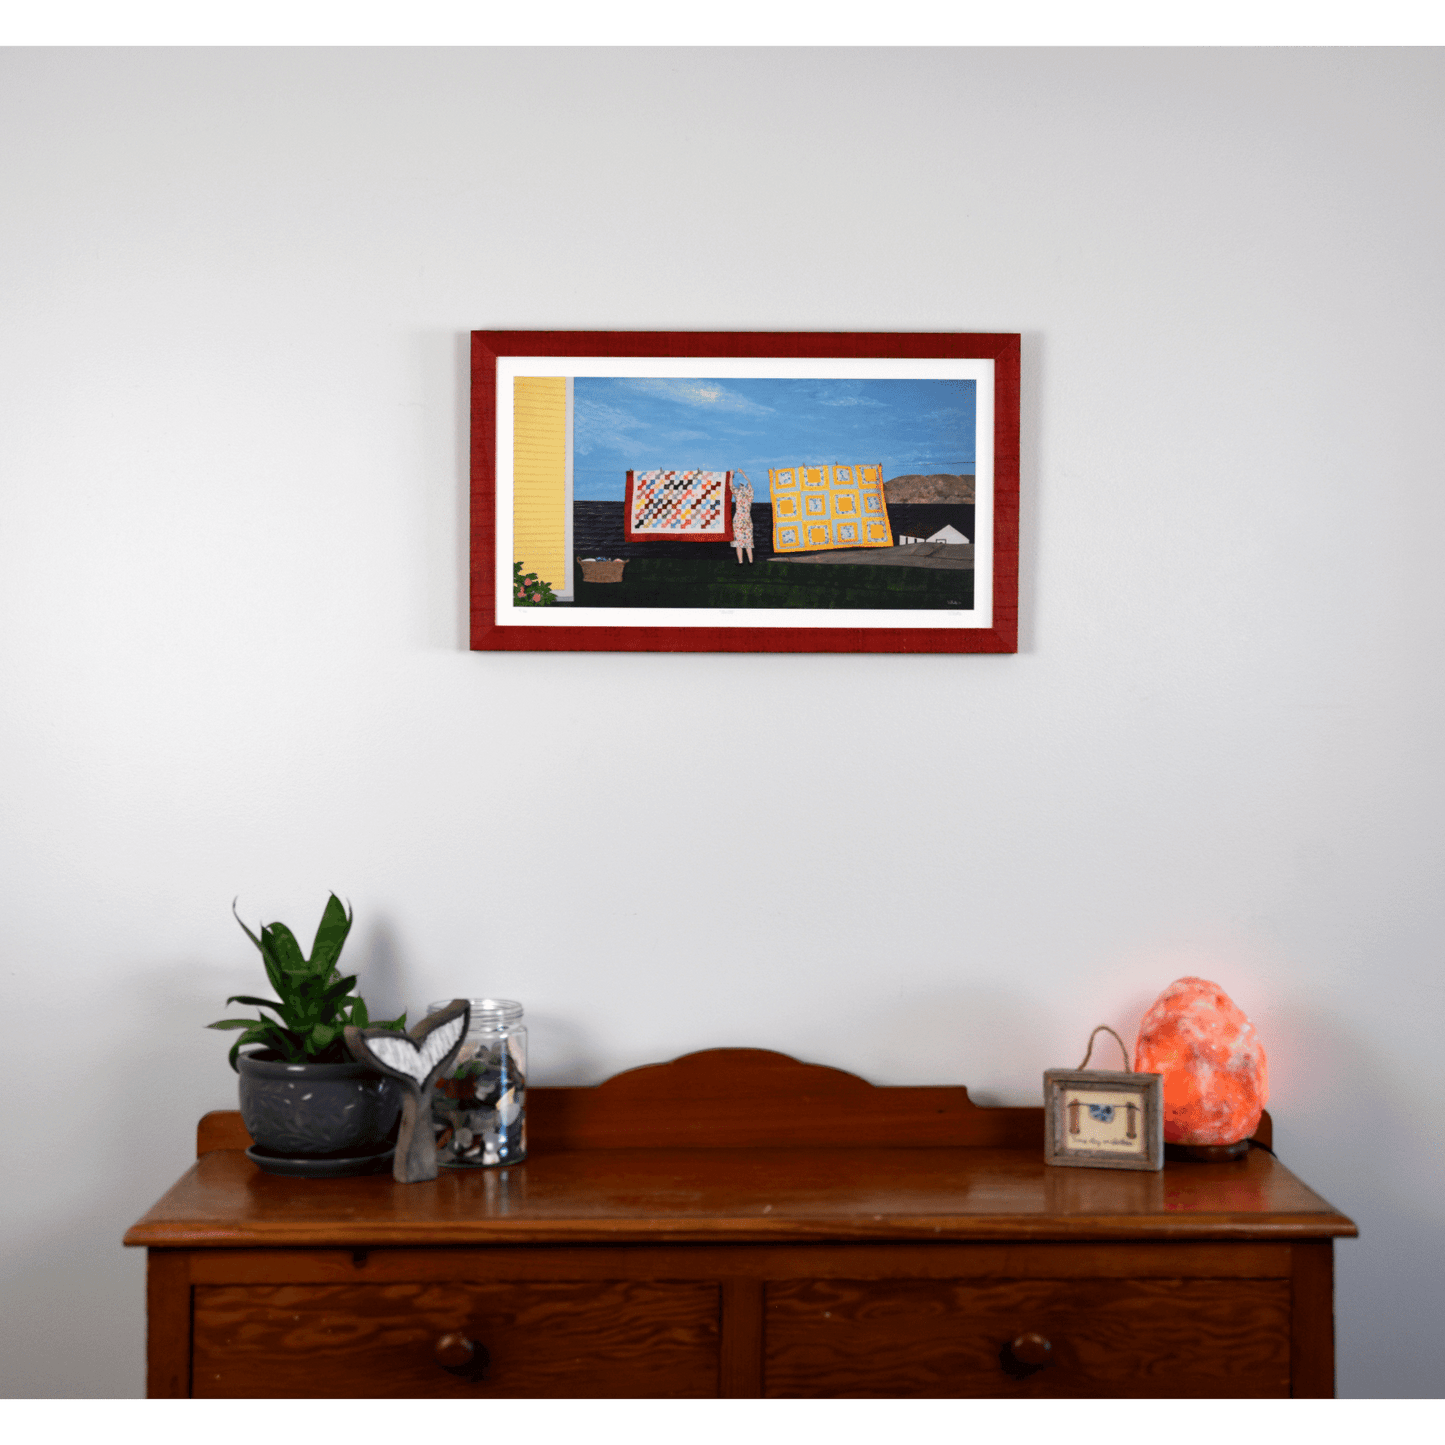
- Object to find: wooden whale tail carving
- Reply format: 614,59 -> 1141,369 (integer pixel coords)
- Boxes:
346,999 -> 470,1183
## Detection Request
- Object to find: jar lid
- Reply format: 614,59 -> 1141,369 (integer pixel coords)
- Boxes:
427,997 -> 523,1026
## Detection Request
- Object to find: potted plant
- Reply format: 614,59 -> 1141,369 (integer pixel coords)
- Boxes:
208,893 -> 407,1159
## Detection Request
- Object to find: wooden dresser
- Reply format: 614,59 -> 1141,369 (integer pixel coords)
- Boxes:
124,1048 -> 1356,1398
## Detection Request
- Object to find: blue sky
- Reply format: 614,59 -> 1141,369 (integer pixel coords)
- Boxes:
572,377 -> 975,501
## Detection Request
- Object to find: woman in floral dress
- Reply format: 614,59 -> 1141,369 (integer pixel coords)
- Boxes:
731,473 -> 754,564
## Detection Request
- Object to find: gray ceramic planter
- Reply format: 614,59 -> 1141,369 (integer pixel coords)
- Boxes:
238,1053 -> 401,1156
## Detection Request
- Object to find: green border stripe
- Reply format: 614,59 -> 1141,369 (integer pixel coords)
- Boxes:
8,0 -> 1445,44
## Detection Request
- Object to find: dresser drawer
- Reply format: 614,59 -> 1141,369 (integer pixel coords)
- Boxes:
192,1279 -> 720,1397
764,1276 -> 1292,1397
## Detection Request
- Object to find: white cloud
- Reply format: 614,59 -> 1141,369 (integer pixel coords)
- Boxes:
619,379 -> 773,414
573,397 -> 650,455
808,380 -> 887,409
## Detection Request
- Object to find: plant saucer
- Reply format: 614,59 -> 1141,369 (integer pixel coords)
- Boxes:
245,1140 -> 395,1179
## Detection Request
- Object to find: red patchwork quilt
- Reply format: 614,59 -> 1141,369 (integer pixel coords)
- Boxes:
624,470 -> 734,542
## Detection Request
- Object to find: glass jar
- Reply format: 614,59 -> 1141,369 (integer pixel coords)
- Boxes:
427,998 -> 527,1167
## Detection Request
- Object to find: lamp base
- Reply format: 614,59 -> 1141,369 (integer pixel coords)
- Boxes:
1165,1138 -> 1251,1163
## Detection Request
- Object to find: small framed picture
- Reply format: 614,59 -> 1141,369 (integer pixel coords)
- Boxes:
1043,1069 -> 1164,1172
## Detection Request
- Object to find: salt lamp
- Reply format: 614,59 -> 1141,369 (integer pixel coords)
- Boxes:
1134,977 -> 1268,1158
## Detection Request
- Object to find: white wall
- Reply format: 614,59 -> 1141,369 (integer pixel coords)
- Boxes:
1,47 -> 1441,1398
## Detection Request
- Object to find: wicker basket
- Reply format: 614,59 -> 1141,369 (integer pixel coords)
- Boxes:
578,558 -> 627,583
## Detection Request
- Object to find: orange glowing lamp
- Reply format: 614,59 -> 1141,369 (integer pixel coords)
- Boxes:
1134,977 -> 1268,1160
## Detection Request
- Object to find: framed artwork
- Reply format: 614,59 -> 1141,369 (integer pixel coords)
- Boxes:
1043,1069 -> 1165,1172
470,330 -> 1019,653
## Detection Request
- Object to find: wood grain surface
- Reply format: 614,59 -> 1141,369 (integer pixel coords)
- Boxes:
145,1250 -> 191,1398
126,1141 -> 1355,1250
179,1240 -> 1297,1287
134,1050 -> 1350,1398
192,1279 -> 719,1398
155,1239 -> 1324,1397
764,1276 -> 1292,1397
720,1277 -> 764,1397
528,1048 -> 1043,1150
1289,1238 -> 1337,1398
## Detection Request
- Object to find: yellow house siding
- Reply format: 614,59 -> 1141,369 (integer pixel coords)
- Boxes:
513,376 -> 569,596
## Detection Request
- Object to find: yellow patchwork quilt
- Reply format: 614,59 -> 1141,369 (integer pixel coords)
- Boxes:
768,463 -> 893,553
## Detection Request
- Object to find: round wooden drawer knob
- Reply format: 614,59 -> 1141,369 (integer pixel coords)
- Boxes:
433,1329 -> 491,1375
1009,1331 -> 1053,1368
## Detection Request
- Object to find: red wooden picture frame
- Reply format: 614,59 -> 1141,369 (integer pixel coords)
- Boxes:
471,330 -> 1020,653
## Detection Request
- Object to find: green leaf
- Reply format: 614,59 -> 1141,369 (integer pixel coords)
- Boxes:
310,893 -> 353,974
263,922 -> 307,974
286,1002 -> 317,1032
221,894 -> 390,1065
372,1012 -> 407,1032
293,971 -> 327,1005
228,1022 -> 285,1071
230,991 -> 300,1031
234,898 -> 284,996
319,973 -> 358,1009
225,994 -> 284,1011
264,1025 -> 308,1061
231,899 -> 264,953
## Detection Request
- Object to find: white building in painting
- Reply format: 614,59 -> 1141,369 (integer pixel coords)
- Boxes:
898,524 -> 971,546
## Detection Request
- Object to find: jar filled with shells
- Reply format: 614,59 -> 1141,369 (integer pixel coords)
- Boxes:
427,997 -> 527,1167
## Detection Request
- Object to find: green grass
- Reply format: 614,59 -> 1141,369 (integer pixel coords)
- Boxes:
567,558 -> 974,611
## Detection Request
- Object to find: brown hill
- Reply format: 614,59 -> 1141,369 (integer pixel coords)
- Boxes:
884,473 -> 975,503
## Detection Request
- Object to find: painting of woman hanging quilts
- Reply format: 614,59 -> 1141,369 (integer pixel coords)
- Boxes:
471,332 -> 1019,654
